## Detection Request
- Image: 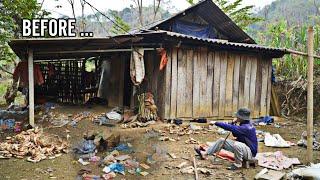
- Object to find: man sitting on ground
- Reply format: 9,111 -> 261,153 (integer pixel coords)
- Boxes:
195,108 -> 258,170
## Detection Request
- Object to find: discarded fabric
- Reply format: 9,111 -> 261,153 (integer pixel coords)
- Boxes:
74,140 -> 96,154
113,144 -> 133,153
288,163 -> 320,179
104,163 -> 125,175
253,116 -> 274,125
297,131 -> 320,150
0,119 -> 15,130
256,151 -> 300,170
106,111 -> 122,121
264,133 -> 291,148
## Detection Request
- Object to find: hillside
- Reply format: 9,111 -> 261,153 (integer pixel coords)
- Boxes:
252,0 -> 320,30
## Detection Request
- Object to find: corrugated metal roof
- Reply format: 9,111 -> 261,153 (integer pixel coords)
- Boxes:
8,31 -> 286,60
146,0 -> 256,44
161,31 -> 285,52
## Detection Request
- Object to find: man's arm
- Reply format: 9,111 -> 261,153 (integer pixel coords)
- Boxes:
215,122 -> 245,136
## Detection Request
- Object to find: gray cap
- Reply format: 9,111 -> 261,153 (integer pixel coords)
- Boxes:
235,108 -> 251,121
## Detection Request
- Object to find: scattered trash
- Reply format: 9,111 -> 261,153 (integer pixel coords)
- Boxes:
113,143 -> 133,153
173,119 -> 183,125
254,168 -> 286,180
73,139 -> 96,154
140,163 -> 150,170
256,151 -> 300,170
167,152 -> 177,159
106,111 -> 122,121
288,163 -> 320,179
139,171 -> 149,176
189,124 -> 202,131
115,155 -> 131,161
70,120 -> 77,128
89,156 -> 101,162
197,168 -> 212,175
50,119 -> 69,128
253,116 -> 274,126
103,163 -> 125,175
180,166 -> 195,174
191,118 -> 207,123
185,137 -> 199,144
0,119 -> 15,130
102,172 -> 116,180
0,127 -> 68,162
78,158 -> 90,166
274,123 -> 281,128
297,131 -> 320,150
264,133 -> 293,147
177,162 -> 188,169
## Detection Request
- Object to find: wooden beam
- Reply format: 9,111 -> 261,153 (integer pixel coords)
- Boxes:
307,27 -> 314,163
286,48 -> 320,59
28,49 -> 35,127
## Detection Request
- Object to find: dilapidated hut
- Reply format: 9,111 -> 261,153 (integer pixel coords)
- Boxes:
9,0 -> 286,126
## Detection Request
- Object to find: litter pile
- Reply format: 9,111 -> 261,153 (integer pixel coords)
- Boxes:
297,131 -> 320,150
93,108 -> 122,126
74,133 -> 153,179
288,163 -> 320,179
0,127 -> 68,162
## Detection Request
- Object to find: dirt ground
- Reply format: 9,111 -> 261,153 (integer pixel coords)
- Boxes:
0,105 -> 319,180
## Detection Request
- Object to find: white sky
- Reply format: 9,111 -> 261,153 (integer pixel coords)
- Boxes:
41,0 -> 276,18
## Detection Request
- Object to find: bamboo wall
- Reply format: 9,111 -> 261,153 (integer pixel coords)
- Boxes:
156,47 -> 272,119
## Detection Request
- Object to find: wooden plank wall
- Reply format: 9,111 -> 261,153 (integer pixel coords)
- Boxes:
152,47 -> 272,120
108,56 -> 125,107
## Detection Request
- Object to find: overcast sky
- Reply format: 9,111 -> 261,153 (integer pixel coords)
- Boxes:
42,0 -> 276,18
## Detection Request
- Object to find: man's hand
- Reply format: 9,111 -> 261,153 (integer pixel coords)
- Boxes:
230,118 -> 238,125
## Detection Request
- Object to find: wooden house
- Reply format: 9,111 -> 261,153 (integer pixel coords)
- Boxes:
9,0 -> 286,126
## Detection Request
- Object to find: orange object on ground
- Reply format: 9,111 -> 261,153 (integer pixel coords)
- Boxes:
215,149 -> 235,162
158,48 -> 168,70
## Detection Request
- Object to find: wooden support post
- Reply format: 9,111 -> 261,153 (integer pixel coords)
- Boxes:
28,49 -> 35,127
307,27 -> 314,163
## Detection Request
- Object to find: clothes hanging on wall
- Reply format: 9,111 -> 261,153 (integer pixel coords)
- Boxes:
130,48 -> 145,85
47,63 -> 56,78
98,60 -> 111,99
158,48 -> 168,71
13,61 -> 44,88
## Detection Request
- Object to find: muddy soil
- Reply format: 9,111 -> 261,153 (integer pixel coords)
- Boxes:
0,106 -> 319,180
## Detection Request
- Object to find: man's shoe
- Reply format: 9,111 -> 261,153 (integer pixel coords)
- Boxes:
226,164 -> 241,171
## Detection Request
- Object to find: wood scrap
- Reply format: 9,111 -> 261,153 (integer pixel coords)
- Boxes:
193,157 -> 199,180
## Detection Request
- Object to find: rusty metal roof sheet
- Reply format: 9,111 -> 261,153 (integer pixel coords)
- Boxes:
9,31 -> 286,60
146,0 -> 256,44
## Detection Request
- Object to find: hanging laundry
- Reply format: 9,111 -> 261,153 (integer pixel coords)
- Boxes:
130,48 -> 145,85
13,61 -> 44,88
158,48 -> 168,70
47,63 -> 56,78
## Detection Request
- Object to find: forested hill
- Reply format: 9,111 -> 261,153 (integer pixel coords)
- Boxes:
253,0 -> 320,29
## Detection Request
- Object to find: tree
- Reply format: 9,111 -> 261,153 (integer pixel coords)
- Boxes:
0,0 -> 47,75
130,0 -> 168,27
110,11 -> 131,35
186,0 -> 262,30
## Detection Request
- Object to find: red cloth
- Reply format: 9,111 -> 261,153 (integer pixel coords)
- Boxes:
215,149 -> 235,162
13,61 -> 44,87
47,63 -> 55,77
158,48 -> 168,70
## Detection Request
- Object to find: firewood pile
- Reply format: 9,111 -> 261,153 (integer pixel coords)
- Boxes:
137,92 -> 158,122
0,127 -> 68,162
